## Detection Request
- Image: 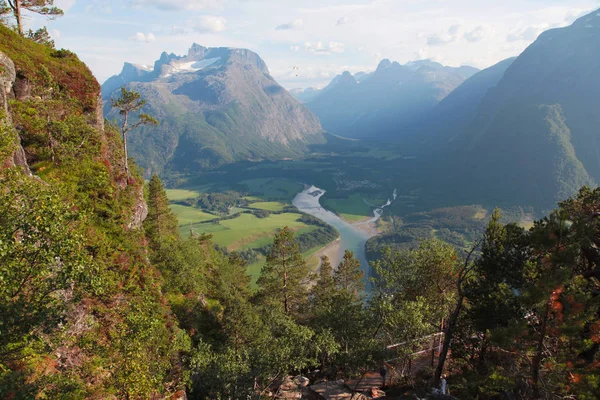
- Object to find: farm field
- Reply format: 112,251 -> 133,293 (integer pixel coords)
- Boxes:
169,204 -> 217,226
166,176 -> 345,286
321,194 -> 374,222
165,189 -> 200,201
247,201 -> 286,211
188,212 -> 317,250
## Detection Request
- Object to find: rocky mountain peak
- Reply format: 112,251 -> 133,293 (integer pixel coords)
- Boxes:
338,71 -> 358,85
376,59 -> 392,71
102,44 -> 324,174
187,43 -> 208,59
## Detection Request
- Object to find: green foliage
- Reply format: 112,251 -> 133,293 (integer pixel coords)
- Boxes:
366,205 -> 487,260
257,227 -> 309,316
25,26 -> 55,48
111,87 -> 159,179
0,110 -> 16,160
334,250 -> 364,295
0,24 -> 98,110
444,188 -> 600,399
372,240 -> 459,355
0,170 -> 91,364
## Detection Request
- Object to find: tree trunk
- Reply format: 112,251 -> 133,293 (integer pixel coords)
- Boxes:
15,0 -> 23,35
123,132 -> 129,179
121,112 -> 129,182
433,295 -> 464,387
531,301 -> 550,399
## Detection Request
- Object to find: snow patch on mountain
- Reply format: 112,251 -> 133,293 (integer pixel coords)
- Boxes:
162,57 -> 221,78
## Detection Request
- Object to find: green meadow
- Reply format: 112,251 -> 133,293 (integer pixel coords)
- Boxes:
190,213 -> 316,250
169,204 -> 217,226
321,194 -> 373,222
247,201 -> 286,211
165,189 -> 200,201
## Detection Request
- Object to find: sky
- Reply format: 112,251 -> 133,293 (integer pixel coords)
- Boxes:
18,0 -> 600,89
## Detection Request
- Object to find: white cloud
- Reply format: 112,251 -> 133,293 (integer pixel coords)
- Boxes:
427,24 -> 462,46
464,26 -> 486,42
194,16 -> 227,33
303,41 -> 345,55
129,0 -> 225,11
130,32 -> 156,42
276,18 -> 304,31
507,24 -> 548,42
290,45 -> 301,52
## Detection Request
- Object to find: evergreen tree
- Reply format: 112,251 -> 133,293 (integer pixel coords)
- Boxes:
465,208 -> 529,365
257,227 -> 309,317
110,87 -> 158,181
334,250 -> 364,295
145,174 -> 179,250
312,255 -> 335,305
0,0 -> 63,35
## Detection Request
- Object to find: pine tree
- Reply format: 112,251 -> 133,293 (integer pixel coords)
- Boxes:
144,174 -> 179,252
334,250 -> 364,295
110,87 -> 158,181
312,255 -> 335,304
257,227 -> 309,317
1,0 -> 63,35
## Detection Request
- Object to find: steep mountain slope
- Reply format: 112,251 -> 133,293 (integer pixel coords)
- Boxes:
103,44 -> 324,176
0,25 -> 187,397
420,57 -> 516,146
430,9 -> 600,209
304,60 -> 478,139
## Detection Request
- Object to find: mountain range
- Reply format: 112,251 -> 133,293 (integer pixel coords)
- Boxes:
101,8 -> 600,210
102,44 -> 324,176
292,60 -> 479,139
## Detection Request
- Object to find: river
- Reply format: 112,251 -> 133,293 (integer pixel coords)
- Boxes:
292,185 -> 395,281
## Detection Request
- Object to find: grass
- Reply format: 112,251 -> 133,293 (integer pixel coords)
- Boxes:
169,204 -> 217,226
190,212 -> 314,250
166,189 -> 199,201
322,194 -> 373,222
240,178 -> 303,202
247,201 -> 286,212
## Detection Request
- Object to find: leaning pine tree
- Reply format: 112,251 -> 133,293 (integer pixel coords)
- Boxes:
111,87 -> 158,183
257,227 -> 309,318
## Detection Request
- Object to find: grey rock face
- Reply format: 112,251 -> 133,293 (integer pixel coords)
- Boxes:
127,185 -> 148,230
0,51 -> 31,176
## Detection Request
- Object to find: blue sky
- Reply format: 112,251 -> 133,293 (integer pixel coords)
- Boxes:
19,0 -> 600,89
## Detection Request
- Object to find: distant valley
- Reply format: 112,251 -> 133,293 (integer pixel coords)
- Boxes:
101,8 -> 600,271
